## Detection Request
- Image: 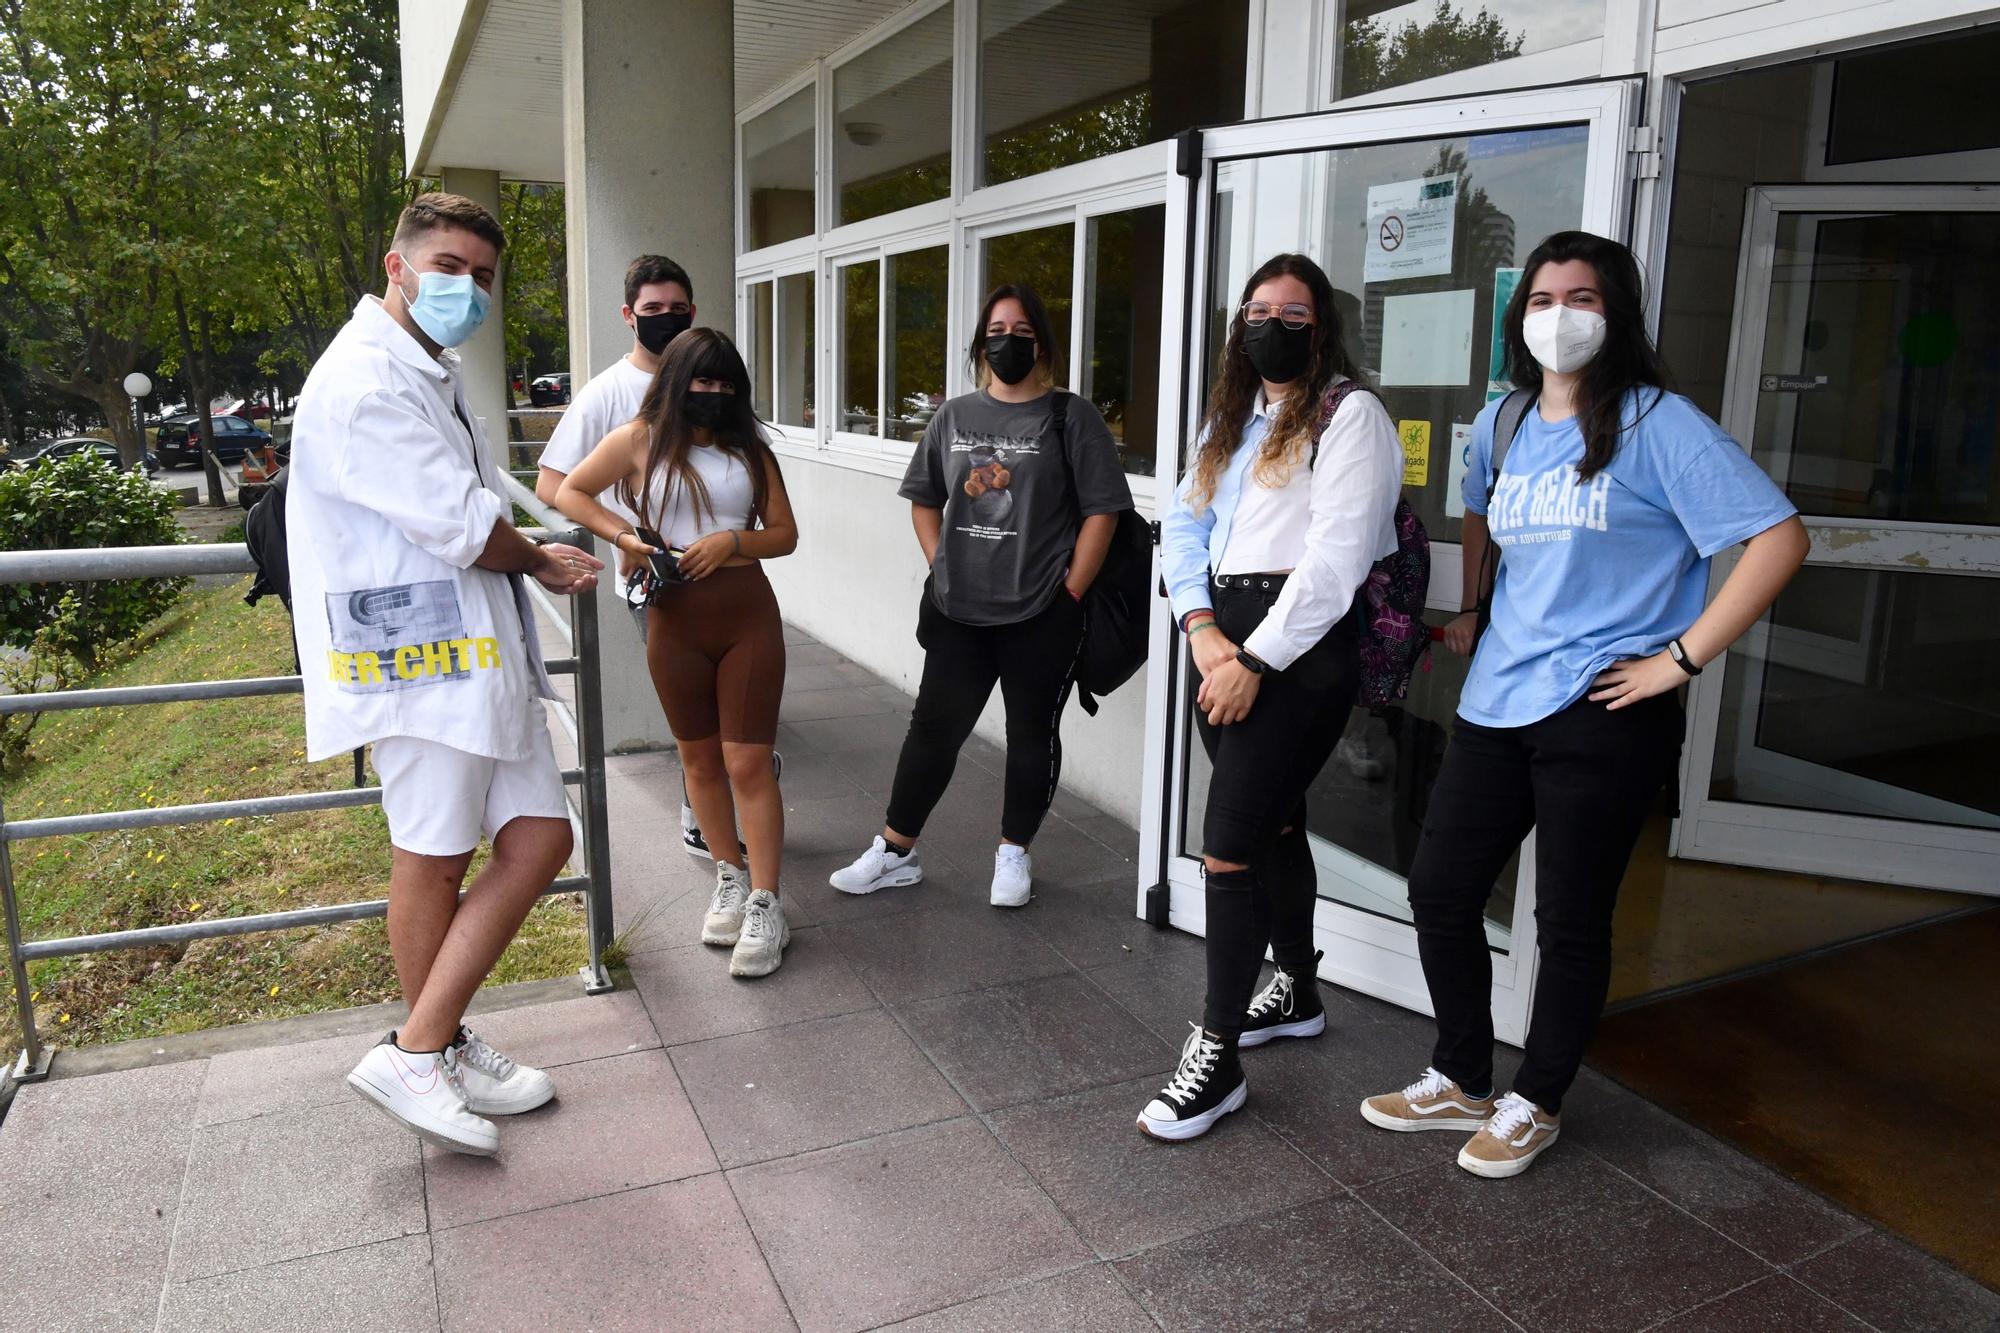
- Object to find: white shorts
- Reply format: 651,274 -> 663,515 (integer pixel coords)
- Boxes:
372,724 -> 569,857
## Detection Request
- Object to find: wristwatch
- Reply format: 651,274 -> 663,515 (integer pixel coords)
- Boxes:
1666,637 -> 1701,677
1235,648 -> 1268,675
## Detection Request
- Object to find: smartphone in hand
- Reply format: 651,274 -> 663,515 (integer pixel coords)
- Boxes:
635,526 -> 690,584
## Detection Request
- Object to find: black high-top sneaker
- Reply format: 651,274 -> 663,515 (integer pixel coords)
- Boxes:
1239,949 -> 1327,1048
1136,1025 -> 1247,1141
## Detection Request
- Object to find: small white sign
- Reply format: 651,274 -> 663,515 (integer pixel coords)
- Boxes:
1379,289 -> 1476,387
1365,175 -> 1458,284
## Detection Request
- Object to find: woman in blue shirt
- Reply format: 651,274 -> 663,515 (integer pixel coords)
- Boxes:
1140,253 -> 1405,1141
1360,231 -> 1808,1178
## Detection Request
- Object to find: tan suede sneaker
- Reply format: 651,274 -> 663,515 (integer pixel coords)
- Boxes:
1359,1067 -> 1498,1132
1457,1092 -> 1561,1178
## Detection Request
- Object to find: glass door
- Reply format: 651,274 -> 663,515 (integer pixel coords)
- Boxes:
1139,81 -> 1643,1042
1675,186 -> 2000,896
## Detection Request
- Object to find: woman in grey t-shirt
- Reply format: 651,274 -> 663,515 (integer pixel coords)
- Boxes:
828,284 -> 1133,907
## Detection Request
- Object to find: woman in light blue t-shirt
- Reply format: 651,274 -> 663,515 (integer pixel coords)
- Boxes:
1359,231 -> 1808,1179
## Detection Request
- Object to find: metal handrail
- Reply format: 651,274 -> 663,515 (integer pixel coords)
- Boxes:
0,474 -> 617,1083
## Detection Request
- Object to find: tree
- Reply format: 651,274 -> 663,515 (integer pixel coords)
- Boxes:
501,181 -> 568,399
1340,2 -> 1526,99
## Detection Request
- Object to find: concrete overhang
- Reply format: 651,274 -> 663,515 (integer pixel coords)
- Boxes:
399,0 -> 566,183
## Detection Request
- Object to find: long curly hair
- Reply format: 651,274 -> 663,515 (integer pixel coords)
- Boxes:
1500,230 -> 1670,481
625,327 -> 780,531
1187,253 -> 1364,514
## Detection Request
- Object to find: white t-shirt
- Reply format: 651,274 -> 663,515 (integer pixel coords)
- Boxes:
633,444 -> 756,547
541,355 -> 654,523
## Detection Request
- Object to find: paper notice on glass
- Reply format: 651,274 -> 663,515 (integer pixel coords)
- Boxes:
1379,289 -> 1475,386
1365,175 -> 1458,284
1396,420 -> 1431,487
1446,422 -> 1474,519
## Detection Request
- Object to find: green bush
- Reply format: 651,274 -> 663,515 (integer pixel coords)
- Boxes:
0,453 -> 189,664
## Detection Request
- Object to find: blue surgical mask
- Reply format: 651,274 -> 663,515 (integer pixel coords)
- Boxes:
394,254 -> 490,347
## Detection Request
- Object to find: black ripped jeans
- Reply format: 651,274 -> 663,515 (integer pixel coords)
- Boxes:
1195,580 -> 1360,1041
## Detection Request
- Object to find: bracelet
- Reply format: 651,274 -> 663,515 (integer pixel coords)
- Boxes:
1180,610 -> 1216,634
730,530 -> 742,555
1187,620 -> 1220,638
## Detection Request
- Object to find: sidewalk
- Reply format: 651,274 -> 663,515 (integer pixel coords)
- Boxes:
1,623 -> 1995,1332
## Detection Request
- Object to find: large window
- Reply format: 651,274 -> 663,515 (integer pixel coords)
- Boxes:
1082,205 -> 1166,475
1330,0 -> 1604,102
980,0 -> 1249,187
981,224 -> 1075,373
886,246 -> 949,442
743,83 -> 816,250
775,272 -> 814,428
834,5 -> 954,227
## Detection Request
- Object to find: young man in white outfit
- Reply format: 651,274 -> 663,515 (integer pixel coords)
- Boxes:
288,192 -> 604,1156
532,254 -> 778,859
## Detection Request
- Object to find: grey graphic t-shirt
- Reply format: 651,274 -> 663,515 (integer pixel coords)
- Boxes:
900,390 -> 1132,626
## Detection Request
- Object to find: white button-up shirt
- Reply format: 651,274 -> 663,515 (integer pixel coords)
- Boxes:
1160,379 -> 1403,671
287,296 -> 555,763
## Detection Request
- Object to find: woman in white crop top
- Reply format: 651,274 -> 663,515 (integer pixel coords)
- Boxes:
556,328 -> 800,980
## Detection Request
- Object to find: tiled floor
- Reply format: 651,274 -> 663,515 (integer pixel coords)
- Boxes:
2,625 -> 1995,1332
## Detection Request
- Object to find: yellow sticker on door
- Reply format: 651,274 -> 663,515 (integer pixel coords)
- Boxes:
1396,419 -> 1431,486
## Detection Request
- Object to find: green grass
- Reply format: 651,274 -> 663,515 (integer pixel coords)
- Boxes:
1,579 -> 586,1056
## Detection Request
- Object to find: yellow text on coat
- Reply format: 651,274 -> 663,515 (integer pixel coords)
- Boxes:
326,637 -> 503,686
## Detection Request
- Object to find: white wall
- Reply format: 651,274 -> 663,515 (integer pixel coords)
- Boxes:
764,450 -> 1151,827
396,0 -> 472,177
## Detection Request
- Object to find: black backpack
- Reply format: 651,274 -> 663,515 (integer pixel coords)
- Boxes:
242,467 -> 292,611
1049,391 -> 1153,717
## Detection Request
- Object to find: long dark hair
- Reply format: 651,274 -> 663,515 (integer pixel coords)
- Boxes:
1189,253 -> 1365,513
1501,231 -> 1670,481
967,283 -> 1061,389
626,328 -> 780,530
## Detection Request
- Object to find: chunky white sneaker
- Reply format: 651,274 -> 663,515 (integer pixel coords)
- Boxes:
990,844 -> 1032,908
346,1035 -> 498,1156
451,1027 -> 556,1116
730,889 -> 790,978
702,862 -> 752,946
1458,1092 -> 1561,1178
829,836 -> 924,895
1136,1025 -> 1247,1142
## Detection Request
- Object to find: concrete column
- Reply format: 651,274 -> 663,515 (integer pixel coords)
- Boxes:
438,166 -> 510,440
559,0 -> 735,751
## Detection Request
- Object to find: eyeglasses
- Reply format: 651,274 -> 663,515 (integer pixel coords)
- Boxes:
1241,302 -> 1314,330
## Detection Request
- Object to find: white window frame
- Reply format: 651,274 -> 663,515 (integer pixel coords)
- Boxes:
735,259 -> 819,450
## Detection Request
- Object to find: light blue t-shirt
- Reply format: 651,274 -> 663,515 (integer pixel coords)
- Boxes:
1459,389 -> 1795,728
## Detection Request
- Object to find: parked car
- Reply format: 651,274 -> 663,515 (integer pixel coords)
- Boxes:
154,413 -> 272,468
529,372 -> 571,407
218,398 -> 274,421
4,435 -> 156,473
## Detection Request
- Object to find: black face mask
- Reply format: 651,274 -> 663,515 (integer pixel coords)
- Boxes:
683,390 -> 733,430
983,333 -> 1038,387
634,310 -> 692,355
1241,318 -> 1315,384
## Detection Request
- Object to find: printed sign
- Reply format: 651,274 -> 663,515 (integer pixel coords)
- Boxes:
1397,420 -> 1432,487
1760,373 -> 1829,392
1365,175 -> 1458,283
1446,422 -> 1474,520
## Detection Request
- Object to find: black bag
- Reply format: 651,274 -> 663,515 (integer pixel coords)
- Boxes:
242,466 -> 292,611
1049,391 -> 1151,716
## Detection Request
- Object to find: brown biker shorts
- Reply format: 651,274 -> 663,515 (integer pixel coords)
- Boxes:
644,563 -> 786,745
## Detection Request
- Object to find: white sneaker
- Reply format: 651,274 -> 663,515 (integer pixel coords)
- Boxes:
990,844 -> 1032,908
346,1036 -> 498,1156
451,1027 -> 556,1116
829,836 -> 924,895
702,862 -> 751,946
730,889 -> 790,977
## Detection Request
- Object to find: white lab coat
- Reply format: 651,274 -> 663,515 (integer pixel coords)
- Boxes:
287,296 -> 555,764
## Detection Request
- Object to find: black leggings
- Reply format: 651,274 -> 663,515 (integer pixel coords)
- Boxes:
1407,692 -> 1683,1112
1195,581 -> 1360,1040
884,588 -> 1086,846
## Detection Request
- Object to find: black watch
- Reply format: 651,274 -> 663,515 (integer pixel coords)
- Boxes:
1666,638 -> 1701,677
1235,648 -> 1268,675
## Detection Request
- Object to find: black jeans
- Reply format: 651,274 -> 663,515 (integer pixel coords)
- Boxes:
1195,581 -> 1360,1040
884,587 -> 1086,846
1407,692 -> 1683,1112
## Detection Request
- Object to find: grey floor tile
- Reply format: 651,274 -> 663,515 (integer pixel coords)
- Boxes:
1357,1151 -> 1772,1333
987,1075 -> 1339,1258
780,685 -> 900,723
782,712 -> 911,755
777,790 -> 903,858
172,1100 -> 425,1281
1115,1194 -> 1511,1332
451,990 -> 662,1069
823,898 -> 1075,1005
827,743 -> 903,797
775,749 -> 870,802
671,1008 -> 965,1167
770,852 -> 953,926
158,1235 -> 439,1333
1646,1275 -> 1873,1333
1068,814 -> 1141,863
1017,875 -> 1200,972
1086,947 -> 1212,1046
628,927 -> 878,1046
197,1030 -> 376,1126
894,972 -> 1170,1111
1791,1231 -> 2000,1333
0,1060 -> 206,1332
433,1174 -> 793,1332
730,1117 -> 1091,1333
1015,821 -> 1138,887
424,1048 -> 716,1229
877,1265 -> 1155,1331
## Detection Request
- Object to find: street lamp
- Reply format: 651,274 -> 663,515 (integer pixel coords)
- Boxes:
122,372 -> 152,468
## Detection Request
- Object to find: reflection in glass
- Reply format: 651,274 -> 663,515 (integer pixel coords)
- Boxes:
980,0 -> 1249,187
774,272 -> 814,428
834,7 -> 953,226
743,85 -> 815,250
839,261 -> 880,436
982,225 -> 1076,377
748,281 -> 773,420
1331,0 -> 1605,101
886,247 -> 949,443
1710,566 -> 2000,828
1083,206 -> 1167,475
